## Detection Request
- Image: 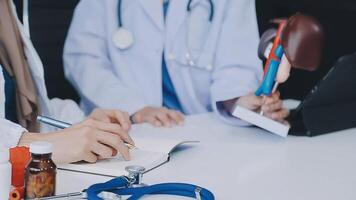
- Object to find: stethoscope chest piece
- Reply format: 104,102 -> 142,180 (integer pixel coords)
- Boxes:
113,27 -> 134,50
125,165 -> 146,187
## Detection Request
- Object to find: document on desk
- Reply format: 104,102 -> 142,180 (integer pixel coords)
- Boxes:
58,137 -> 198,177
232,105 -> 290,137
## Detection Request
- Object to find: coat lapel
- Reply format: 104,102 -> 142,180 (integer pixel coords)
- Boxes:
139,0 -> 164,31
166,0 -> 189,42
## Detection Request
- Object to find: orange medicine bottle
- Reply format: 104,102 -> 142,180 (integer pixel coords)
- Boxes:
25,142 -> 56,198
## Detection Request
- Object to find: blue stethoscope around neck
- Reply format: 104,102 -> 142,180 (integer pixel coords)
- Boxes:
113,0 -> 215,50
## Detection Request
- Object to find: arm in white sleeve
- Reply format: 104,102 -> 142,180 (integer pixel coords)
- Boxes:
0,118 -> 27,148
0,68 -> 25,148
211,0 -> 263,126
63,0 -> 146,115
0,67 -> 4,118
48,98 -> 85,124
38,98 -> 86,133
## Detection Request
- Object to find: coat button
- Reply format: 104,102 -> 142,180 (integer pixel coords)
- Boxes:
185,53 -> 191,60
167,53 -> 175,60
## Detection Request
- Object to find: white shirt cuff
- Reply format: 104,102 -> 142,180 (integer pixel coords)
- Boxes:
0,119 -> 27,148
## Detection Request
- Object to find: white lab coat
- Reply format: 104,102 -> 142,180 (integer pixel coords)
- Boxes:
64,0 -> 263,124
0,1 -> 85,149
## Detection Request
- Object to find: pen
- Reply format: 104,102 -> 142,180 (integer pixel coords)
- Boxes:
36,115 -> 136,149
37,115 -> 71,129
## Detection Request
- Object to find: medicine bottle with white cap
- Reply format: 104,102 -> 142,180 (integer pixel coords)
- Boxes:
0,147 -> 11,200
25,141 -> 56,198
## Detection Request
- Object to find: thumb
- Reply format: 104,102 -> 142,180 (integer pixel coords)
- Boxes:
237,94 -> 263,110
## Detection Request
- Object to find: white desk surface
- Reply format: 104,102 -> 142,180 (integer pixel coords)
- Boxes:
57,113 -> 356,200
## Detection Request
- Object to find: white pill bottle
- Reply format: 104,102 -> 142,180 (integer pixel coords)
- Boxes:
0,148 -> 11,200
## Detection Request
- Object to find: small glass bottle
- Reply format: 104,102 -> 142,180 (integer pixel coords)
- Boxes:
25,142 -> 56,199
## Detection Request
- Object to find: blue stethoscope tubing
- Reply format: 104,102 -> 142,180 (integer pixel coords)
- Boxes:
114,0 -> 215,56
187,0 -> 214,22
86,176 -> 128,200
86,176 -> 215,200
115,183 -> 215,200
117,0 -> 214,28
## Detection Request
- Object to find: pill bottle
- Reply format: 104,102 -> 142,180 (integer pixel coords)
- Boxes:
0,147 -> 11,200
25,142 -> 56,198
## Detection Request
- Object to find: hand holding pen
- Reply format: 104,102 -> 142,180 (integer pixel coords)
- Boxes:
20,109 -> 136,164
87,109 -> 132,132
223,92 -> 289,124
259,91 -> 289,124
37,115 -> 136,150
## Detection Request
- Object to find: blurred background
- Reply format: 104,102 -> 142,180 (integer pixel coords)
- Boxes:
13,0 -> 356,102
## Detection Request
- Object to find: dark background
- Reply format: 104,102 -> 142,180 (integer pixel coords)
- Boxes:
13,0 -> 356,102
13,0 -> 80,102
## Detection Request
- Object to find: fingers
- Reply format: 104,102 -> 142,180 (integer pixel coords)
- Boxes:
236,93 -> 263,111
111,148 -> 118,157
146,117 -> 163,127
132,107 -> 184,127
265,108 -> 290,121
115,139 -> 130,161
89,109 -> 111,123
92,142 -> 114,159
122,112 -> 131,130
261,91 -> 289,121
264,91 -> 280,105
110,110 -> 131,131
89,109 -> 132,131
132,112 -> 143,124
83,152 -> 98,163
261,100 -> 283,113
249,95 -> 264,108
156,112 -> 171,127
273,108 -> 290,120
132,110 -> 163,127
84,119 -> 135,145
152,109 -> 184,127
95,131 -> 130,161
167,110 -> 184,126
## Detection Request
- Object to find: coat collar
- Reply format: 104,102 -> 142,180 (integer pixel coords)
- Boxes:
139,0 -> 164,31
138,0 -> 190,35
166,0 -> 190,42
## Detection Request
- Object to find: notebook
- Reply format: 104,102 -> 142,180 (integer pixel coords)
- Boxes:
232,105 -> 290,137
58,137 -> 198,177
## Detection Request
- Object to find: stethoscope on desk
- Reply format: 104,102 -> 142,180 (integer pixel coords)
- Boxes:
32,165 -> 215,200
113,0 -> 215,71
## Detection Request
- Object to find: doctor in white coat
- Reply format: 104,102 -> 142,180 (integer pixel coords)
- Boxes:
0,0 -> 133,164
64,0 -> 289,127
